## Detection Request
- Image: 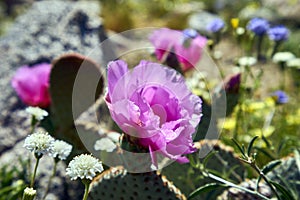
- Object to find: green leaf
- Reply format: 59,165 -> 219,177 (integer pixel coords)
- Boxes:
257,160 -> 282,189
294,149 -> 300,173
254,147 -> 276,160
261,134 -> 271,148
277,138 -> 289,155
270,180 -> 296,200
232,138 -> 246,158
202,150 -> 217,168
188,183 -> 227,199
261,160 -> 282,174
247,136 -> 259,157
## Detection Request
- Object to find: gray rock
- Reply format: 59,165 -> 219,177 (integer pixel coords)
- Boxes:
262,0 -> 300,24
239,6 -> 278,22
188,11 -> 222,34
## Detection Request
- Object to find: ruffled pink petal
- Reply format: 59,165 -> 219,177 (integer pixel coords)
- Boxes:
107,60 -> 128,97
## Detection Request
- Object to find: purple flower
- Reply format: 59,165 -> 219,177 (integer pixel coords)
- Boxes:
271,90 -> 288,104
11,63 -> 51,108
149,28 -> 207,72
182,28 -> 198,39
206,18 -> 225,33
224,73 -> 241,94
268,25 -> 289,41
105,60 -> 202,165
247,18 -> 269,36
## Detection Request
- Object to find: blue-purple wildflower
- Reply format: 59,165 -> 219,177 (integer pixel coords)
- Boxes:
206,18 -> 225,33
271,90 -> 289,104
268,25 -> 289,41
247,18 -> 269,36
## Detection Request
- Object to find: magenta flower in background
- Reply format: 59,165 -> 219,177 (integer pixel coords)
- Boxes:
105,60 -> 202,166
247,18 -> 269,36
11,63 -> 51,108
268,25 -> 289,42
149,28 -> 207,72
224,73 -> 241,94
206,18 -> 225,33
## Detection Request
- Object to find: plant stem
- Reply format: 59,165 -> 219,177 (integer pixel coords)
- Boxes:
256,35 -> 264,61
271,41 -> 281,58
30,116 -> 37,134
206,172 -> 270,200
42,160 -> 58,200
30,157 -> 40,188
250,162 -> 281,200
82,181 -> 90,200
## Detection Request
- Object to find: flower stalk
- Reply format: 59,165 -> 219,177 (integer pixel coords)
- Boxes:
82,179 -> 91,200
239,158 -> 281,200
30,154 -> 41,188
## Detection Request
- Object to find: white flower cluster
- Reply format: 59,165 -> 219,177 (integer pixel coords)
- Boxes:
66,154 -> 104,180
24,132 -> 55,157
50,140 -> 73,160
287,58 -> 300,68
272,52 -> 295,63
94,131 -> 120,152
238,56 -> 257,67
24,131 -> 73,161
25,106 -> 48,121
94,138 -> 116,152
23,187 -> 37,198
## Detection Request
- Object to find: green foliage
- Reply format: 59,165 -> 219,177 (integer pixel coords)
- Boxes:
161,140 -> 245,199
282,30 -> 300,56
88,166 -> 186,200
188,183 -> 227,200
0,158 -> 29,200
266,154 -> 300,199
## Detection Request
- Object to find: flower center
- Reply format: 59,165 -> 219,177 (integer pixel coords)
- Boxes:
141,86 -> 180,124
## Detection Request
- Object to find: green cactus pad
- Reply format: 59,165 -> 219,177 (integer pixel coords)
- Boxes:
89,166 -> 186,200
161,140 -> 245,199
46,53 -> 104,154
50,53 -> 104,130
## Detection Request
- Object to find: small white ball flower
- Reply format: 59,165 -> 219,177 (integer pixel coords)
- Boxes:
24,132 -> 55,157
287,58 -> 300,68
272,52 -> 295,63
94,138 -> 117,152
23,187 -> 36,197
66,154 -> 104,181
238,56 -> 257,67
236,27 -> 245,35
25,106 -> 48,121
50,140 -> 73,160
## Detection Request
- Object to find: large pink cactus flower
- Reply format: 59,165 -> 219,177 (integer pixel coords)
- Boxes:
149,28 -> 207,72
105,60 -> 202,166
11,63 -> 51,108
